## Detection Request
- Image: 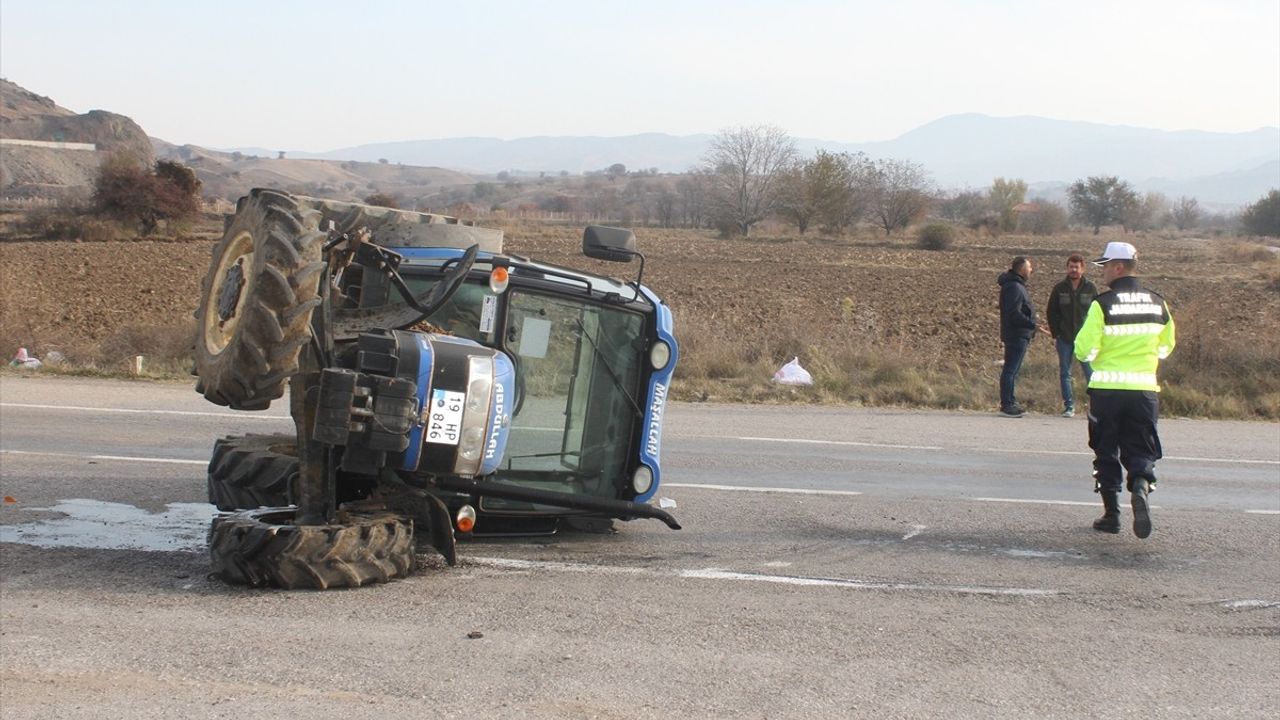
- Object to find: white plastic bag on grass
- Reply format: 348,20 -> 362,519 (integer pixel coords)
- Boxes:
772,356 -> 813,386
9,347 -> 42,369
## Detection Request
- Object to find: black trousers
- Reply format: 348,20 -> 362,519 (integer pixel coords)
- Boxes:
1087,389 -> 1163,494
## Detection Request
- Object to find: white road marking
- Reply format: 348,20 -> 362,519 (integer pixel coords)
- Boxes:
468,557 -> 645,575
470,556 -> 1054,597
0,449 -> 207,466
974,497 -> 1162,509
1245,510 -> 1280,515
975,497 -> 1098,507
6,402 -> 1275,465
678,568 -> 1055,597
0,402 -> 289,420
902,524 -> 927,540
1164,455 -> 1278,465
735,435 -> 942,451
665,482 -> 861,497
976,446 -> 1280,465
691,432 -> 1276,465
1219,599 -> 1280,609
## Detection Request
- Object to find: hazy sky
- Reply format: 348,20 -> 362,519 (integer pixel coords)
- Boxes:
2,0 -> 1277,151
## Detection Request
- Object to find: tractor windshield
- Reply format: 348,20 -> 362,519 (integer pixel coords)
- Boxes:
500,289 -> 645,500
361,269 -> 647,502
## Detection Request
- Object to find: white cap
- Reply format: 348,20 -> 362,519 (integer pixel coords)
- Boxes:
1092,241 -> 1137,265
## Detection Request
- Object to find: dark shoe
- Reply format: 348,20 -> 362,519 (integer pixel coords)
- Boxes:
1132,479 -> 1152,539
999,405 -> 1024,418
1093,491 -> 1121,534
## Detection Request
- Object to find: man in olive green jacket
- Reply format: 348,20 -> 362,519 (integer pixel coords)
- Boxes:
1075,242 -> 1176,539
1046,254 -> 1098,418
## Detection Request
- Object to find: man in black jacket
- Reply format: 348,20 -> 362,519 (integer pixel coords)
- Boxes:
1046,253 -> 1099,417
997,256 -> 1044,417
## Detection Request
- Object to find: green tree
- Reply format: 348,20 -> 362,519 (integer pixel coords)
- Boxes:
1240,189 -> 1280,237
988,177 -> 1027,232
776,150 -> 857,234
1067,176 -> 1138,234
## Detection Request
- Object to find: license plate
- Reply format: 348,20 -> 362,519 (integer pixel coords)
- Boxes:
425,389 -> 465,445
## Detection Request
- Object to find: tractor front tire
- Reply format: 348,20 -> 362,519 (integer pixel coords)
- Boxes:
207,434 -> 299,511
209,507 -> 414,590
194,189 -> 325,411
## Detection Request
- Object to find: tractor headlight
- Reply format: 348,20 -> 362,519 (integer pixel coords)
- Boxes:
649,340 -> 671,370
454,356 -> 495,473
632,465 -> 654,495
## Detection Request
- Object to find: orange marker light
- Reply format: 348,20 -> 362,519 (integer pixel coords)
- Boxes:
489,266 -> 509,294
455,505 -> 477,533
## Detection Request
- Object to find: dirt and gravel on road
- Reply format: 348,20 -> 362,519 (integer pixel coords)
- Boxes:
1,216 -> 1277,414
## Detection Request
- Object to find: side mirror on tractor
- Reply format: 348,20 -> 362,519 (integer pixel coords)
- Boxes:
582,225 -> 637,263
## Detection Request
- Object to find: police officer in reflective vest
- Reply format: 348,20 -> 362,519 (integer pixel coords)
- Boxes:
1074,241 -> 1176,538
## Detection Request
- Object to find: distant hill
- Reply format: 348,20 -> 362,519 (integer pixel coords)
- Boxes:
0,78 -> 477,205
826,113 -> 1279,194
1,78 -> 154,200
253,114 -> 1280,206
150,140 -> 478,204
5,75 -> 1276,208
264,133 -> 717,176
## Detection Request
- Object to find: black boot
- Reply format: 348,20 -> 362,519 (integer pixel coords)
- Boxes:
1092,491 -> 1121,534
1132,478 -> 1152,539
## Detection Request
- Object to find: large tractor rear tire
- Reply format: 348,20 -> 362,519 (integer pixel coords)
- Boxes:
207,434 -> 299,511
209,507 -> 414,590
194,189 -> 326,411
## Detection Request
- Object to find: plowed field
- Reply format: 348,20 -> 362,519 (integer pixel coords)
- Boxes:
2,220 -> 1277,413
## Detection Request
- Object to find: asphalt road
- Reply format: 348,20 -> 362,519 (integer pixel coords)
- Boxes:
1,375 -> 1278,719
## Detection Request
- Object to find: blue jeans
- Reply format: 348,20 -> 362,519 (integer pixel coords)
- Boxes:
1000,336 -> 1030,409
1055,338 -> 1093,411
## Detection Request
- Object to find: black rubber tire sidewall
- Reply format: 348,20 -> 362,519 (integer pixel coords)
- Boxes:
208,507 -> 414,590
193,189 -> 325,411
206,434 -> 299,511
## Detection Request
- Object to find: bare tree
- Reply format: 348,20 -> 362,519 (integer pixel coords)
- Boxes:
938,189 -> 993,228
622,177 -> 652,226
865,158 -> 932,236
676,170 -> 709,228
1170,196 -> 1201,231
653,187 -> 677,228
94,154 -> 202,235
1018,200 -> 1069,235
1122,191 -> 1168,232
702,125 -> 798,236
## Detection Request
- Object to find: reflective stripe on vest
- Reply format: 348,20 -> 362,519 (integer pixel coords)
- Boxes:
1090,370 -> 1157,387
1103,323 -> 1166,336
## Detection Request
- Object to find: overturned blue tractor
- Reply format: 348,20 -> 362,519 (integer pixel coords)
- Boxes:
194,189 -> 679,589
